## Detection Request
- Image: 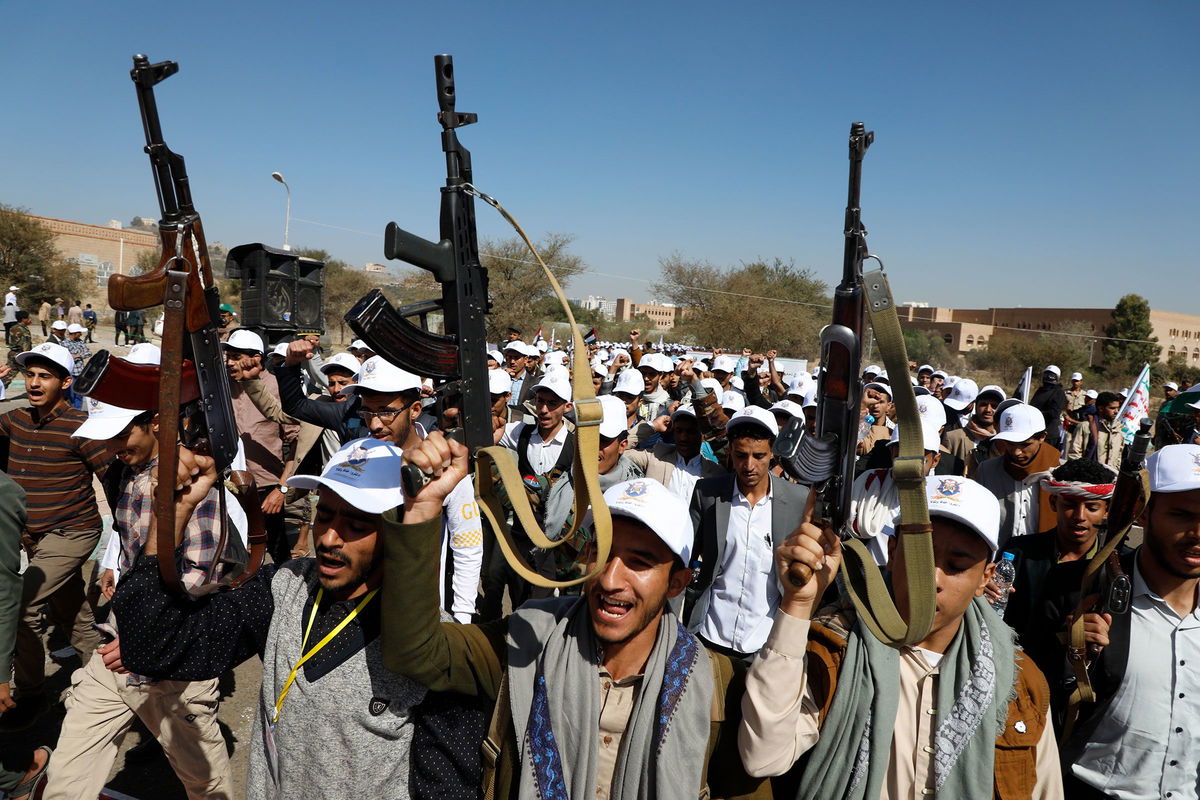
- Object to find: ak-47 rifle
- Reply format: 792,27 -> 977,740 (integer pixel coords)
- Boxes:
1062,417 -> 1152,737
348,55 -> 610,589
84,55 -> 264,593
345,54 -> 492,462
774,123 -> 936,647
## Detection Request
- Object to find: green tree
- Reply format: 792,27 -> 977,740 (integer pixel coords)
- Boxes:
1103,294 -> 1160,374
0,203 -> 85,308
902,328 -> 954,368
967,320 -> 1095,384
653,254 -> 827,355
478,233 -> 585,341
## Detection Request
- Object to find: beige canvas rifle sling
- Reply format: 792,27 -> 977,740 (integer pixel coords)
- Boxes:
834,268 -> 936,647
467,186 -> 612,588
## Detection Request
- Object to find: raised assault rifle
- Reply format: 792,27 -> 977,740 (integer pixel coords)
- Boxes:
345,54 -> 492,463
79,55 -> 264,593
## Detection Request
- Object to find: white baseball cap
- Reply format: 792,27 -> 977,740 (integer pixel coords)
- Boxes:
16,341 -> 74,376
127,343 -> 162,365
73,396 -> 144,441
943,378 -> 980,411
51,320 -> 68,330
542,350 -> 568,367
864,381 -> 892,399
535,340 -> 549,353
917,364 -> 934,374
638,353 -> 674,373
916,393 -> 948,430
339,356 -> 421,395
801,386 -> 818,408
712,355 -> 738,374
930,370 -> 948,381
888,418 -> 942,453
348,339 -> 371,352
976,385 -> 1007,402
693,360 -> 709,372
1071,372 -> 1084,381
66,323 -> 86,334
222,329 -> 265,354
992,403 -> 1046,443
725,405 -> 779,438
271,342 -> 290,358
1085,389 -> 1099,399
1147,444 -> 1200,493
922,475 -> 1000,558
7,285 -> 17,291
613,369 -> 644,397
286,437 -> 406,513
320,352 -> 362,376
487,349 -> 505,365
699,377 -> 723,396
589,479 -> 692,566
942,375 -> 960,390
863,364 -> 881,377
769,399 -> 806,422
670,405 -> 697,421
786,372 -> 813,398
1164,381 -> 1180,391
608,347 -> 630,365
502,341 -> 528,356
1044,365 -> 1061,377
1120,387 -> 1130,397
598,394 -> 629,439
488,368 -> 513,395
720,390 -> 746,413
590,357 -> 606,377
531,375 -> 572,403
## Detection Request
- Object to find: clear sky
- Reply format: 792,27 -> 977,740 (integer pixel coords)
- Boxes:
3,1 -> 1197,313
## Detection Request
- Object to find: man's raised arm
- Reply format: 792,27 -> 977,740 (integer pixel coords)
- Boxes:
381,432 -> 505,699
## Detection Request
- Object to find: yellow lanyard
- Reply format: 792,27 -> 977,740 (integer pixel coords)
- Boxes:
272,587 -> 378,724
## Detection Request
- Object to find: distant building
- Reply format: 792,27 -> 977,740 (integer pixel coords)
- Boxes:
363,262 -> 388,273
614,298 -> 685,331
900,304 -> 1200,365
23,213 -> 159,297
577,295 -> 617,320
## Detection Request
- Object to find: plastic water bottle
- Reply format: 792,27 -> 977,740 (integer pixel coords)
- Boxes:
988,552 -> 1017,615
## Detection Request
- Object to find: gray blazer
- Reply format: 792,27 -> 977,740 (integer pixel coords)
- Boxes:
682,473 -> 809,628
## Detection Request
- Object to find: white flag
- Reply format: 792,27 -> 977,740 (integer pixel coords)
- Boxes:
1014,366 -> 1032,404
1117,363 -> 1152,444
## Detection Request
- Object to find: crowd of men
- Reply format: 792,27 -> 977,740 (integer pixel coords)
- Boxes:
0,310 -> 1198,800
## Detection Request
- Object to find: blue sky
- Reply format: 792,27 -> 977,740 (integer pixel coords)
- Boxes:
3,1 -> 1197,313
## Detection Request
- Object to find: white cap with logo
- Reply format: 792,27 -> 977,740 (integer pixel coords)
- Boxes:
1146,444 -> 1200,493
339,356 -> 422,395
1044,365 -> 1061,377
725,405 -> 779,438
531,374 -> 572,403
67,323 -> 86,334
712,355 -> 738,374
15,342 -> 74,376
943,378 -> 980,411
921,475 -> 1000,558
488,369 -> 514,395
1164,381 -> 1179,391
1071,372 -> 1084,381
992,403 -> 1046,443
286,437 -> 406,514
916,394 -> 947,430
72,397 -> 144,441
769,399 -> 806,422
591,479 -> 692,566
720,390 -> 746,413
51,320 -> 68,331
320,352 -> 362,376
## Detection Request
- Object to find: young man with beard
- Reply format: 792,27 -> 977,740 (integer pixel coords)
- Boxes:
1035,445 -> 1200,799
976,403 -> 1061,549
685,407 -> 809,661
43,401 -> 238,800
111,438 -> 473,800
382,434 -> 769,800
942,384 -> 1005,476
0,342 -> 108,730
999,458 -> 1117,644
738,475 -> 1062,799
625,406 -> 726,498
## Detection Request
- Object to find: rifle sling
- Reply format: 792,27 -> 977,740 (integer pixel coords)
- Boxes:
470,189 -> 611,589
154,269 -> 189,596
1062,470 -> 1148,739
839,269 -> 936,647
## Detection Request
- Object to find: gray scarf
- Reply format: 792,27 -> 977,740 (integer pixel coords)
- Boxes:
797,597 -> 1017,800
507,597 -> 713,800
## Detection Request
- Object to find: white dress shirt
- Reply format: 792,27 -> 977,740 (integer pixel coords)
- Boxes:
500,421 -> 569,475
698,482 -> 779,653
675,452 -> 704,477
1072,559 -> 1200,800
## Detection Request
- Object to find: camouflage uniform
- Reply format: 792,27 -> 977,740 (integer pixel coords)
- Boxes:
64,337 -> 90,377
4,322 -> 32,386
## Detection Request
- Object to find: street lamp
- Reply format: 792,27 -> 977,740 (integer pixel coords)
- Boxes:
271,171 -> 292,251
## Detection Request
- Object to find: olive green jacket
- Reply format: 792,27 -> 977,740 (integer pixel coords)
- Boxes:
381,511 -> 771,800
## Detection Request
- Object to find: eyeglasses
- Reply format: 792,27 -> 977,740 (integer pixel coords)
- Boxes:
356,408 -> 403,423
